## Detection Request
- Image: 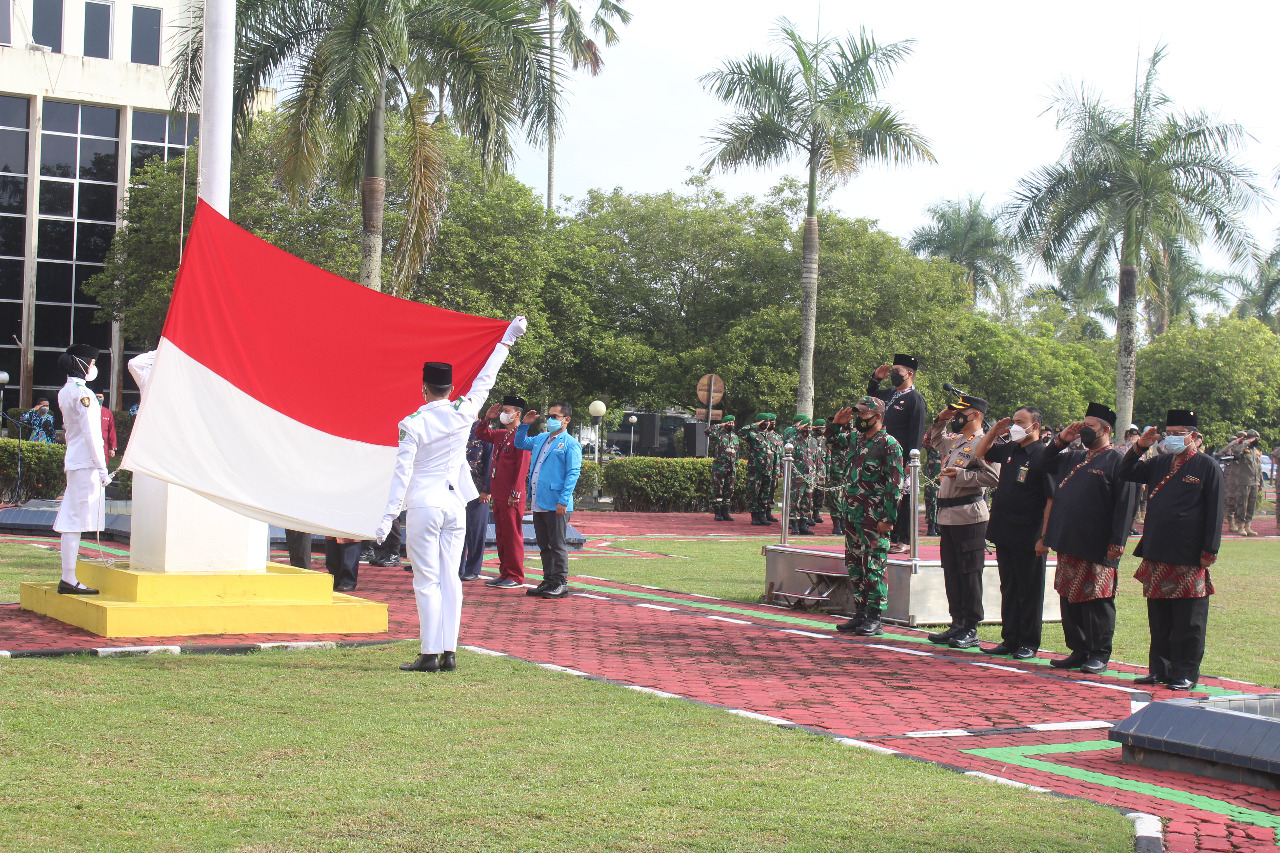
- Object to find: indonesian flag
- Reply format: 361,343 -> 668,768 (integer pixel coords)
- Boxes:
122,201 -> 508,539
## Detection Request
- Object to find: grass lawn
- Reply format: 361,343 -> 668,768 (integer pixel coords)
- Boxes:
0,645 -> 1134,853
578,537 -> 1280,688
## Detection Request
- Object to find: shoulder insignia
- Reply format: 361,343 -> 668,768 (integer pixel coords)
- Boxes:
80,396 -> 92,408
399,428 -> 407,441
407,412 -> 420,419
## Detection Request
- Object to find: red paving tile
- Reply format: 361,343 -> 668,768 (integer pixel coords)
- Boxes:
2,519 -> 1278,852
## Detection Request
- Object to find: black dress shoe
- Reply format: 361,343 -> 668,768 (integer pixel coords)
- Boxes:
1133,674 -> 1161,686
1167,678 -> 1196,690
927,625 -> 961,645
460,572 -> 481,582
1049,652 -> 1087,669
534,583 -> 569,599
949,628 -> 979,649
526,580 -> 552,597
371,556 -> 402,567
439,651 -> 456,672
334,582 -> 357,592
399,654 -> 440,672
57,580 -> 99,595
1079,657 -> 1109,675
1011,646 -> 1037,660
982,643 -> 1014,656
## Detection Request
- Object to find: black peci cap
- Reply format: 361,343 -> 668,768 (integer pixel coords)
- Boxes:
422,362 -> 452,386
1166,409 -> 1197,428
1085,402 -> 1117,428
892,354 -> 918,371
502,394 -> 527,409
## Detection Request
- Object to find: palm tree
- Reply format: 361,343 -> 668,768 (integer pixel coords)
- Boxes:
1221,235 -> 1280,331
908,195 -> 1020,306
1007,46 -> 1265,428
1142,240 -> 1229,335
172,0 -> 550,293
700,18 -> 934,416
539,0 -> 631,212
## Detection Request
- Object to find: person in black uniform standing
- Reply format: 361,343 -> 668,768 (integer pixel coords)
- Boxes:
867,354 -> 927,554
973,406 -> 1055,659
1119,410 -> 1223,690
1038,402 -> 1138,674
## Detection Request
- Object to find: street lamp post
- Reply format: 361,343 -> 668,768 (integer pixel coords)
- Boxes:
628,415 -> 637,457
589,400 -> 607,502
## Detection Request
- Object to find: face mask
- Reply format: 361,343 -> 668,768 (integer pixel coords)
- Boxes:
950,415 -> 969,432
1079,426 -> 1099,447
1008,424 -> 1028,443
1164,434 -> 1187,453
724,425 -> 734,432
84,365 -> 98,382
855,416 -> 875,433
889,370 -> 906,388
499,412 -> 515,425
545,418 -> 563,433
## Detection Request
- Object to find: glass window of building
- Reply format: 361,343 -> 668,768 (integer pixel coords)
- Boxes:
83,1 -> 111,58
0,95 -> 27,392
130,109 -> 196,176
130,5 -> 160,65
32,0 -> 63,52
1,0 -> 12,46
33,101 -> 118,402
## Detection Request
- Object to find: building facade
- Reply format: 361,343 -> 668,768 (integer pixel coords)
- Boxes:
1,0 -> 189,416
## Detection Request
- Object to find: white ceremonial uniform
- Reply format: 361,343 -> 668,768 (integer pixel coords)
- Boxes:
381,342 -> 511,654
53,376 -> 109,533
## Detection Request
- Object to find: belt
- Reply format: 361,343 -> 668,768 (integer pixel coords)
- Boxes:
937,493 -> 983,508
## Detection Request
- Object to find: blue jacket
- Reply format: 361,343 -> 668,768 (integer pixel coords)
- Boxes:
513,424 -> 583,512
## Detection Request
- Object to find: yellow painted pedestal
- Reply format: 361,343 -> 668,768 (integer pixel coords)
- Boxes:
20,560 -> 388,638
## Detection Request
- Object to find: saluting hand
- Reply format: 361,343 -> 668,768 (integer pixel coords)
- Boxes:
1136,426 -> 1159,449
523,410 -> 539,425
873,364 -> 892,381
990,417 -> 1012,438
485,403 -> 502,421
832,407 -> 854,426
1058,422 -> 1084,444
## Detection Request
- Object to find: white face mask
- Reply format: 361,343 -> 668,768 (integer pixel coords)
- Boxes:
499,412 -> 515,425
84,364 -> 98,382
1008,424 -> 1027,442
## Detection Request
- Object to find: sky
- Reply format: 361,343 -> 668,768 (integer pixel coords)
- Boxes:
508,0 -> 1280,284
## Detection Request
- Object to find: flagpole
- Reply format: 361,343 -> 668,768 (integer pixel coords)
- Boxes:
198,0 -> 235,215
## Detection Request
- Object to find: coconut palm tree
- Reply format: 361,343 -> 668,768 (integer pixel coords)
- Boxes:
1221,235 -> 1280,331
1142,240 -> 1229,335
172,0 -> 550,293
539,0 -> 631,212
908,195 -> 1020,307
701,19 -> 934,416
1006,46 -> 1265,428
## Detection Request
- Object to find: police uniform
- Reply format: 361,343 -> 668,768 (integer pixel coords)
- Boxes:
924,394 -> 999,645
379,319 -> 523,672
52,344 -> 109,595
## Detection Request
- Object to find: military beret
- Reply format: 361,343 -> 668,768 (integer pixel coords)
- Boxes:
812,418 -> 826,427
721,414 -> 735,423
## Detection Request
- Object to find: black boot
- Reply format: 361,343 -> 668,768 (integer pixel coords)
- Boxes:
832,518 -> 844,536
722,507 -> 735,521
439,651 -> 457,672
812,511 -> 823,524
766,510 -> 779,523
927,625 -> 962,645
713,505 -> 724,521
836,607 -> 866,633
797,520 -> 814,536
856,608 -> 883,636
788,521 -> 798,534
751,512 -> 768,526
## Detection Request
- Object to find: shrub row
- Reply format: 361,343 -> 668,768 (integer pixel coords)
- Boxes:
0,439 -> 68,502
600,457 -> 758,513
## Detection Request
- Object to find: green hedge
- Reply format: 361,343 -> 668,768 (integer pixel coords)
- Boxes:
6,407 -> 134,454
574,460 -> 601,502
0,438 -> 68,501
601,457 -> 757,512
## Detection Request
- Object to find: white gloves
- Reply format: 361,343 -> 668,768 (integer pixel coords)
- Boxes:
96,469 -> 113,487
502,316 -> 528,346
374,514 -> 396,545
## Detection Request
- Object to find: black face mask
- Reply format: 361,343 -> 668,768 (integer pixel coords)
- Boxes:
724,425 -> 734,432
855,416 -> 876,433
1079,426 -> 1099,447
950,414 -> 970,432
889,370 -> 906,388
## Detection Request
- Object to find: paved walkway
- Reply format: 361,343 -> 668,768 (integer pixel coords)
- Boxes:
1,520 -> 1277,852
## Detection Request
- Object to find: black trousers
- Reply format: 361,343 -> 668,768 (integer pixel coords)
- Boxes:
1060,596 -> 1116,660
939,522 -> 986,628
532,510 -> 570,586
363,516 -> 403,562
891,494 -> 913,544
993,542 -> 1046,650
459,498 -> 489,578
284,529 -> 313,570
325,538 -> 360,589
1147,597 -> 1210,683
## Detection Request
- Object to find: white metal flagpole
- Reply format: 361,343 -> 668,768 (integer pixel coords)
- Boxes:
198,0 -> 235,215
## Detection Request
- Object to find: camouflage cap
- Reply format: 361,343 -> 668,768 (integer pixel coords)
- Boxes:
1246,429 -> 1260,438
854,395 -> 886,415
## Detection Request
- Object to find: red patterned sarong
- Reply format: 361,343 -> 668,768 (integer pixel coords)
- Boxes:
1054,553 -> 1116,603
1134,559 -> 1213,599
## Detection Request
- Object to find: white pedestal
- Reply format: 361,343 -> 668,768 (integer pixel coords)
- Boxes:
129,473 -> 270,573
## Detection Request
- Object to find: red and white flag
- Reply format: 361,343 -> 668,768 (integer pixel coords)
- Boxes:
122,201 -> 508,538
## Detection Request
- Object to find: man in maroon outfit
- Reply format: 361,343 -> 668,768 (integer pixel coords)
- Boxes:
475,395 -> 532,588
95,392 -> 117,460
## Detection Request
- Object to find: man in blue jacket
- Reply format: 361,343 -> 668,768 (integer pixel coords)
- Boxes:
513,402 -> 582,599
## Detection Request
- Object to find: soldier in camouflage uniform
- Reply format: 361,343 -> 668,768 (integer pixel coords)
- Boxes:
824,416 -> 850,535
763,418 -> 784,523
1220,429 -> 1264,535
706,415 -> 740,522
810,419 -> 828,525
738,414 -> 777,526
830,396 -> 904,636
787,416 -> 816,535
923,444 -> 942,536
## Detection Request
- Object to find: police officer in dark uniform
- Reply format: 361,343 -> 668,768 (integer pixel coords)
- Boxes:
973,405 -> 1056,659
868,355 -> 927,553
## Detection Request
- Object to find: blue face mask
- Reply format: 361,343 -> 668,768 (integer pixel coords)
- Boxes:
1164,434 -> 1187,453
545,418 -> 562,433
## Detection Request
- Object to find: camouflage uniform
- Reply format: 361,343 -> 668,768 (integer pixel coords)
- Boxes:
707,418 -> 740,518
786,419 -> 815,530
809,420 -> 828,523
738,415 -> 776,518
832,412 -> 904,612
1221,433 -> 1263,533
764,425 -> 784,519
824,423 -> 850,532
923,444 -> 942,535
